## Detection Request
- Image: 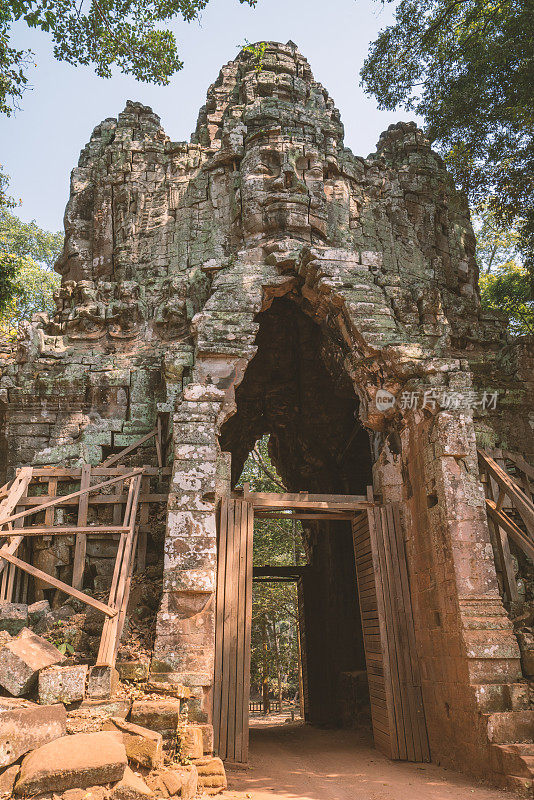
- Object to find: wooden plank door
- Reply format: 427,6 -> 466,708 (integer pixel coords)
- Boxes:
213,497 -> 254,763
352,505 -> 430,762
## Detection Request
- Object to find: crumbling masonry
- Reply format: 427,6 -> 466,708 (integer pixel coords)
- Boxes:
1,41 -> 533,790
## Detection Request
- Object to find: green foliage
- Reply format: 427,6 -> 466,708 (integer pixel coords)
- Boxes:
480,261 -> 534,336
474,201 -> 533,335
239,39 -> 266,72
0,196 -> 62,335
56,641 -> 75,655
237,437 -> 304,703
48,622 -> 76,655
361,0 -> 534,289
473,202 -> 521,275
0,0 -> 258,115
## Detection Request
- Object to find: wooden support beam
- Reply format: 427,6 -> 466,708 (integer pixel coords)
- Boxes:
155,417 -> 163,468
0,467 -> 33,577
478,450 -> 534,535
0,467 -> 33,527
17,493 -> 168,507
484,475 -> 519,604
137,472 -> 150,572
97,474 -> 142,667
8,526 -> 129,537
243,489 -> 367,504
0,469 -> 144,528
73,464 -> 91,590
502,450 -> 534,481
253,566 -> 310,577
0,550 -> 117,616
101,429 -> 157,468
486,500 -> 534,561
255,511 -> 356,520
30,467 -> 171,477
250,499 -> 370,511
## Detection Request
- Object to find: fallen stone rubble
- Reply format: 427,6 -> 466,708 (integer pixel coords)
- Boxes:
0,621 -> 227,799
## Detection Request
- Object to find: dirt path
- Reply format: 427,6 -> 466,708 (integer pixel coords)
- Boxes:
224,723 -> 513,800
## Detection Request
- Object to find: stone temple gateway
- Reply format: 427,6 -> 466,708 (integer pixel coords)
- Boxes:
1,41 -> 533,791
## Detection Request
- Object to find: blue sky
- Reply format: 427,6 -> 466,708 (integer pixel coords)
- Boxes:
0,0 -> 408,232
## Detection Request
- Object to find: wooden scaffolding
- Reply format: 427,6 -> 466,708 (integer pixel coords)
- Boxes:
0,424 -> 171,668
479,448 -> 534,604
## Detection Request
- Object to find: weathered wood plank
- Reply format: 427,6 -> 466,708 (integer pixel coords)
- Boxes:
0,469 -> 144,528
0,550 -> 116,616
213,498 -> 229,756
7,526 -> 129,536
73,464 -> 91,590
101,428 -> 157,468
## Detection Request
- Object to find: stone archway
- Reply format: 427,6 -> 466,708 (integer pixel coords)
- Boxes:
218,295 -> 373,731
153,249 -> 522,779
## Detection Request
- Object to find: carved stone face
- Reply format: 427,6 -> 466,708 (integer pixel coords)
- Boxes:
239,138 -> 327,242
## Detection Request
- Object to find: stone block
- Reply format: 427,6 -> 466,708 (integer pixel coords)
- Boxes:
0,764 -> 19,798
28,600 -> 51,626
0,628 -> 66,696
67,699 -> 131,734
486,711 -> 534,743
0,697 -> 34,711
39,664 -> 88,705
198,722 -> 214,754
87,665 -> 119,699
0,603 -> 28,635
146,765 -> 197,800
162,765 -> 198,799
103,716 -> 163,769
193,756 -> 227,795
62,788 -> 109,800
145,680 -> 190,699
14,731 -> 127,795
0,703 -> 66,766
516,628 -> 534,677
182,724 -> 203,758
112,766 -> 153,799
116,660 -> 150,682
130,700 -> 181,738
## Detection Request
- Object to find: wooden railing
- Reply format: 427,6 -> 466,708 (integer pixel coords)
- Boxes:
249,700 -> 282,713
478,448 -> 534,604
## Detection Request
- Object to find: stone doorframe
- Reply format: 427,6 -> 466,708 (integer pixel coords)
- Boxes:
152,247 -> 522,779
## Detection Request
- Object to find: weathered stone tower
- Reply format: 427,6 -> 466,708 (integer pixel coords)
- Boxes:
1,42 -> 533,788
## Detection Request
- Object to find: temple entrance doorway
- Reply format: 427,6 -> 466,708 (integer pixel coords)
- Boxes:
213,298 -> 429,765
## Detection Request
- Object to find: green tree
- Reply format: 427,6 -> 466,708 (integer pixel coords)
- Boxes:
473,202 -> 521,275
1,0 -> 257,116
474,202 -> 533,335
480,262 -> 533,336
0,200 -> 62,336
361,0 -> 534,290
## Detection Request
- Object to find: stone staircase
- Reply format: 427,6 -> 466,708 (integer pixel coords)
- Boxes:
490,742 -> 534,794
463,518 -> 534,794
475,682 -> 534,793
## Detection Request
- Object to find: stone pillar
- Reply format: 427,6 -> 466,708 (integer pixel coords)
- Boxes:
152,383 -> 225,722
375,407 -> 522,774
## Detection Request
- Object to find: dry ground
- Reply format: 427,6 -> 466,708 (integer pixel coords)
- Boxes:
224,722 -> 515,800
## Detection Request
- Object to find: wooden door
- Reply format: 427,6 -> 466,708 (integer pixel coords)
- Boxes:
213,497 -> 254,763
352,504 -> 430,762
